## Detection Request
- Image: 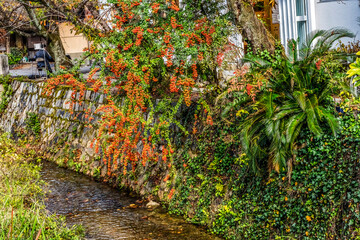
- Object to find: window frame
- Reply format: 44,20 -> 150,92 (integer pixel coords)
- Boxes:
295,0 -> 309,47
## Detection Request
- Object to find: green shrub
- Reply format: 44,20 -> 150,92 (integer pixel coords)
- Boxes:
221,28 -> 353,173
25,112 -> 41,138
7,47 -> 25,66
347,51 -> 360,83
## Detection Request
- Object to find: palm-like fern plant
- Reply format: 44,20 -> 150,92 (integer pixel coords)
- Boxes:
241,28 -> 354,173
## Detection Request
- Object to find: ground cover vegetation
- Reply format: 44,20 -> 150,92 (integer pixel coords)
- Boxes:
13,0 -> 358,239
168,107 -> 360,239
25,112 -> 42,138
0,134 -> 84,239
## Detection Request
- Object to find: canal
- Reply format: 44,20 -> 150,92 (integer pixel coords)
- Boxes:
41,161 -> 220,240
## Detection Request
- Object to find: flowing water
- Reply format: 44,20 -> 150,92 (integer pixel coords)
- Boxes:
40,161 -> 220,240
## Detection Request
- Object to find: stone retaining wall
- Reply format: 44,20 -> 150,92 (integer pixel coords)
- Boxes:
0,80 -> 172,194
0,80 -> 104,174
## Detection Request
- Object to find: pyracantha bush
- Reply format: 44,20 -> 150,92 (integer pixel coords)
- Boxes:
44,0 -> 231,175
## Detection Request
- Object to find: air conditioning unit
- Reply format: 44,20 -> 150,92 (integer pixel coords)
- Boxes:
34,43 -> 43,50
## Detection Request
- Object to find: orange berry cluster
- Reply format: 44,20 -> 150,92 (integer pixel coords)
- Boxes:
44,0 -> 227,177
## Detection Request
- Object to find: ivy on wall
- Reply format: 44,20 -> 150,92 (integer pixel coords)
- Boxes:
167,111 -> 360,239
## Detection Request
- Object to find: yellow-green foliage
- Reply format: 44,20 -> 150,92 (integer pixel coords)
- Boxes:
347,51 -> 360,83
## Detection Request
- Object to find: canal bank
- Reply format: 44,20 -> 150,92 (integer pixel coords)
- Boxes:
0,78 -> 226,238
2,77 -> 360,239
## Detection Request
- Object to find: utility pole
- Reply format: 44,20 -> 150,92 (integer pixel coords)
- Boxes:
6,35 -> 10,54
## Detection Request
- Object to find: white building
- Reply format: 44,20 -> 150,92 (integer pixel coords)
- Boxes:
277,0 -> 360,51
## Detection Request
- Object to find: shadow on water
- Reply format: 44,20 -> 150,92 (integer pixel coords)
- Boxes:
40,161 -> 220,240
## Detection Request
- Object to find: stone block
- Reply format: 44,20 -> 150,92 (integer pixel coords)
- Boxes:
93,92 -> 99,101
74,102 -> 79,112
39,98 -> 46,106
85,90 -> 92,101
45,108 -> 55,116
39,107 -> 47,115
0,55 -> 9,76
63,111 -> 70,120
56,109 -> 65,118
98,94 -> 104,104
65,90 -> 72,99
31,94 -> 38,105
12,81 -> 20,91
63,100 -> 71,110
31,84 -> 38,93
27,84 -> 32,93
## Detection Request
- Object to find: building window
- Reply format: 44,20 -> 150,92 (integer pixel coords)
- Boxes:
295,0 -> 308,46
278,0 -> 313,53
296,0 -> 306,16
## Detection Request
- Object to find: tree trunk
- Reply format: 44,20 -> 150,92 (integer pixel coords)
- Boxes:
6,35 -> 10,54
228,0 -> 275,54
48,30 -> 72,71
